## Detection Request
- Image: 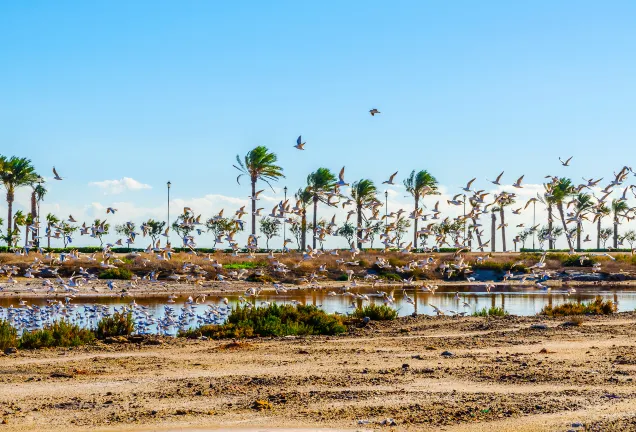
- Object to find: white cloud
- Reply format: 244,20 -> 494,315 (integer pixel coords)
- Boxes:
89,177 -> 152,195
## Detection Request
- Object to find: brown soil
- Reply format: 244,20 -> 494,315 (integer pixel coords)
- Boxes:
1,313 -> 635,431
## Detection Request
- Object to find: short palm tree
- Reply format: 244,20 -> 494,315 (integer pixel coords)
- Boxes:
573,193 -> 594,250
234,146 -> 284,240
0,156 -> 39,247
550,178 -> 575,250
537,188 -> 557,250
351,179 -> 377,248
612,199 -> 629,248
403,170 -> 438,248
595,204 -> 610,249
45,213 -> 60,249
306,168 -> 337,249
295,187 -> 312,250
12,210 -> 26,248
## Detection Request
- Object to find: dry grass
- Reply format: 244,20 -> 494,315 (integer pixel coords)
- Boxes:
2,250 -> 636,283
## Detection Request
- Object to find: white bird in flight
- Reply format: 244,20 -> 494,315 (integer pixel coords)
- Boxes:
52,167 -> 63,180
382,171 -> 398,185
559,156 -> 573,167
369,108 -> 380,116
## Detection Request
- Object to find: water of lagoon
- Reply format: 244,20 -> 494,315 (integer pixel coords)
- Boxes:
2,286 -> 635,336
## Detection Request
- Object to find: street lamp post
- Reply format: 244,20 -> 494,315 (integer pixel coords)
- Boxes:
283,186 -> 288,251
35,176 -> 44,248
167,181 -> 171,244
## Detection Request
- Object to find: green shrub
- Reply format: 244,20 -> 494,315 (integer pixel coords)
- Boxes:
380,272 -> 402,282
0,320 -> 18,350
472,306 -> 508,317
180,304 -> 346,339
98,268 -> 133,280
19,320 -> 95,349
96,312 -> 135,339
540,296 -> 617,317
336,273 -> 349,281
352,304 -> 398,320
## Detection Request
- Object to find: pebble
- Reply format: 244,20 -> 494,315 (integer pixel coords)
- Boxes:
530,324 -> 548,330
441,351 -> 454,357
4,347 -> 18,355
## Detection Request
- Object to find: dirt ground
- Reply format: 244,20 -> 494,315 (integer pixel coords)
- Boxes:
1,313 -> 635,431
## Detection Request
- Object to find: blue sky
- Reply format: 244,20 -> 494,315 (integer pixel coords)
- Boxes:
1,1 -> 635,248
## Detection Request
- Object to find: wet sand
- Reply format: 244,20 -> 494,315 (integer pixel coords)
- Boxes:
1,313 -> 635,431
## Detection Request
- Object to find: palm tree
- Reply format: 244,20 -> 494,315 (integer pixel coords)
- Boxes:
306,168 -> 337,249
537,189 -> 556,250
351,179 -> 377,249
45,213 -> 60,249
497,194 -> 515,252
550,178 -> 575,250
0,156 -> 39,247
12,210 -> 26,248
32,180 -> 46,247
612,199 -> 629,248
595,204 -> 610,249
233,146 -> 285,241
403,170 -> 438,249
573,193 -> 594,250
295,187 -> 312,250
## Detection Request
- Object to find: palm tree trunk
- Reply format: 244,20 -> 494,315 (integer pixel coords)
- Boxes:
250,177 -> 257,238
597,217 -> 601,250
30,191 -> 36,247
312,196 -> 318,249
47,223 -> 51,249
491,211 -> 496,252
548,205 -> 554,250
357,204 -> 363,249
576,220 -> 582,250
557,203 -> 573,250
614,215 -> 618,248
499,207 -> 506,252
6,191 -> 13,247
413,195 -> 419,250
301,209 -> 307,251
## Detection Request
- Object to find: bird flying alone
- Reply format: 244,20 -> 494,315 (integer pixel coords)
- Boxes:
294,136 -> 305,150
53,167 -> 63,180
369,108 -> 380,116
560,156 -> 573,166
382,171 -> 398,185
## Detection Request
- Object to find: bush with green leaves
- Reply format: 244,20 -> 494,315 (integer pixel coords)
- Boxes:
541,297 -> 617,317
19,320 -> 95,349
180,304 -> 346,339
0,320 -> 18,350
352,304 -> 398,320
98,268 -> 133,280
96,312 -> 135,339
472,306 -> 508,317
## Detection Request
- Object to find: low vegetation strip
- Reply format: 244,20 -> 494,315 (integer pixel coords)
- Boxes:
472,306 -> 508,317
352,304 -> 398,320
179,304 -> 347,339
540,296 -> 617,317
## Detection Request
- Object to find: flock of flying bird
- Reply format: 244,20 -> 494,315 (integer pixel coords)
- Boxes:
2,146 -> 636,334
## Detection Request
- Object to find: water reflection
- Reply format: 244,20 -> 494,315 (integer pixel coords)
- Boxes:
1,286 -> 635,335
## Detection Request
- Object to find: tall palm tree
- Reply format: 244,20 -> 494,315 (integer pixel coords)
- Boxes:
537,189 -> 556,250
573,193 -> 594,250
403,170 -> 438,249
233,146 -> 285,241
0,156 -> 39,247
490,206 -> 497,252
306,168 -> 337,249
550,178 -> 575,250
595,204 -> 610,249
351,179 -> 377,249
295,187 -> 312,250
497,193 -> 515,252
32,182 -> 47,247
612,199 -> 629,248
45,213 -> 60,249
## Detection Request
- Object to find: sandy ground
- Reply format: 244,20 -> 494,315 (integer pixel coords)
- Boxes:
1,313 -> 636,431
